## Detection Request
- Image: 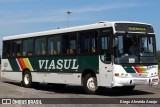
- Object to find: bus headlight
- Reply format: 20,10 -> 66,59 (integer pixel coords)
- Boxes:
154,72 -> 157,75
121,73 -> 124,77
125,73 -> 128,77
115,73 -> 128,77
121,73 -> 128,77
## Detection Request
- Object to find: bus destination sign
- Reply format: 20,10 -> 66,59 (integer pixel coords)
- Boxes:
128,26 -> 146,32
115,23 -> 154,33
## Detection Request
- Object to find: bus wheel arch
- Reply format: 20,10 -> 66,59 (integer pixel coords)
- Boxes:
82,69 -> 98,94
22,69 -> 32,88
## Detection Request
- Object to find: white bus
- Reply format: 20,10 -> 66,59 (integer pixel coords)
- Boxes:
1,21 -> 159,94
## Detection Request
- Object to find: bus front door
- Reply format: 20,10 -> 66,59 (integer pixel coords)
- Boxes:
99,36 -> 113,87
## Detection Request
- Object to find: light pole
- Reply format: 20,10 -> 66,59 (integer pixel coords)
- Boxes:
66,11 -> 72,27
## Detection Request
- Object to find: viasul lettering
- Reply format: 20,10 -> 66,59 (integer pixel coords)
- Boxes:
39,59 -> 79,70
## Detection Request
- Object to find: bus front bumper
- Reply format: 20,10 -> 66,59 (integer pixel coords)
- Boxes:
113,76 -> 159,87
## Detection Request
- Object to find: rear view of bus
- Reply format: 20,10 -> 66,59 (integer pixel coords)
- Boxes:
112,22 -> 159,90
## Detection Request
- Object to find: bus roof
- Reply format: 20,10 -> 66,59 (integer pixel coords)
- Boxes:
3,21 -> 152,41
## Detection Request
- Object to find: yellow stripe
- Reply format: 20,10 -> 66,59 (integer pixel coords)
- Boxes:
23,58 -> 33,71
140,66 -> 146,73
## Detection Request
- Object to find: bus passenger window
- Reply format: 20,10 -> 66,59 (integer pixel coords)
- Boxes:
23,39 -> 33,56
69,34 -> 77,54
62,35 -> 69,54
11,40 -> 22,57
35,37 -> 46,55
84,36 -> 92,53
48,36 -> 61,55
79,31 -> 97,54
91,35 -> 97,53
3,41 -> 11,58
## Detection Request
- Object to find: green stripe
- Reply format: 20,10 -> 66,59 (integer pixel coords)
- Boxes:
123,66 -> 136,73
7,55 -> 99,73
29,55 -> 99,73
78,55 -> 99,73
9,58 -> 20,71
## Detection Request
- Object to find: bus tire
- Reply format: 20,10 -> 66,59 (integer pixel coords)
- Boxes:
22,71 -> 32,88
83,74 -> 98,94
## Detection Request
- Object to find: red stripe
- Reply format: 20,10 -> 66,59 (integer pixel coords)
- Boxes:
134,66 -> 142,73
17,58 -> 26,71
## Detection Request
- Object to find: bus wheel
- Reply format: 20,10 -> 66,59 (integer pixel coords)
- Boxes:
22,71 -> 32,88
83,74 -> 98,94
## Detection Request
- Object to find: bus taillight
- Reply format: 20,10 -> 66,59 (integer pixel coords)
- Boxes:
152,78 -> 159,82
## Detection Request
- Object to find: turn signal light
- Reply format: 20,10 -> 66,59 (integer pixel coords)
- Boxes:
115,73 -> 119,76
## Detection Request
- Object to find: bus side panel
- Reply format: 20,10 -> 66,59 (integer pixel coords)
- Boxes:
1,72 -> 22,82
1,55 -> 99,86
1,59 -> 22,82
1,59 -> 13,71
31,72 -> 81,85
29,55 -> 99,85
77,55 -> 99,73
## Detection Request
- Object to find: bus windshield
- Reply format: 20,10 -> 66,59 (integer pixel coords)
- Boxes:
113,34 -> 157,64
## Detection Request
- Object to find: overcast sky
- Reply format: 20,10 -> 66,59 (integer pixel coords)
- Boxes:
0,0 -> 160,50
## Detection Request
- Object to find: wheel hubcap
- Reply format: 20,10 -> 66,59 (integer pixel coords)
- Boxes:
87,77 -> 97,91
24,74 -> 30,85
